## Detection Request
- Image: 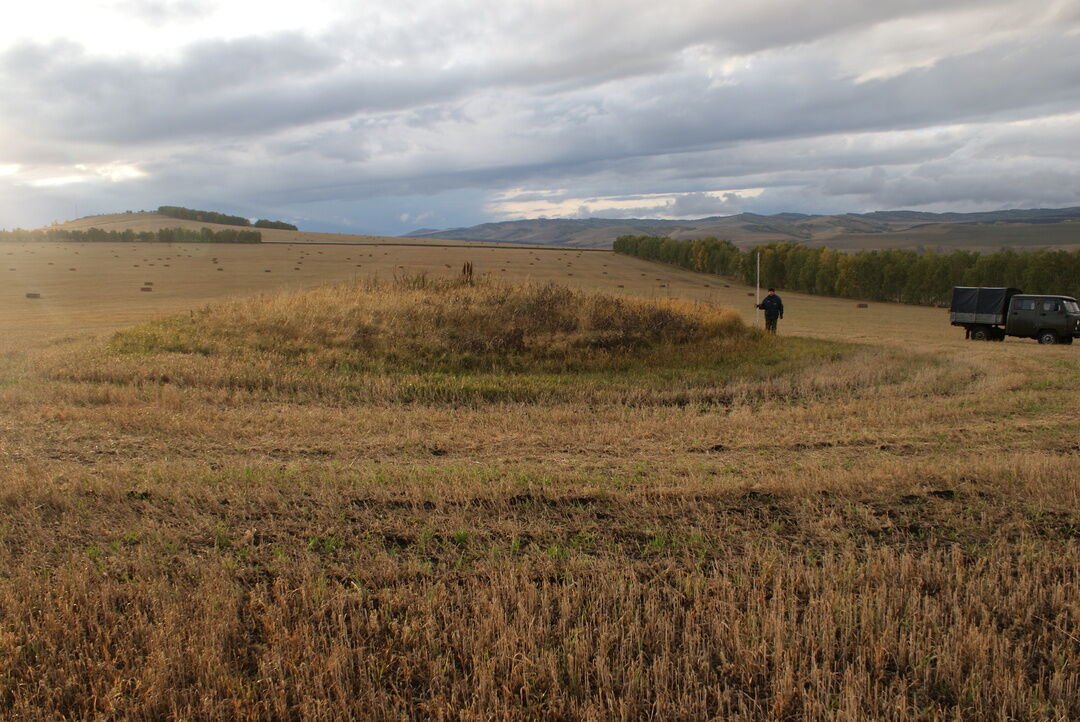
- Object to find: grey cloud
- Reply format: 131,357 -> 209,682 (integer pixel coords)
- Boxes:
822,167 -> 889,196
865,168 -> 1080,209
436,0 -> 1004,78
666,191 -> 746,217
114,0 -> 210,25
606,36 -> 1080,159
0,35 -> 351,142
3,1 -> 1072,162
735,157 -> 1080,217
980,116 -> 1080,160
5,0 -> 1080,234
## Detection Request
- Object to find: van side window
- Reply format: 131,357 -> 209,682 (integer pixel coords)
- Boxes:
1014,299 -> 1036,311
1041,301 -> 1061,312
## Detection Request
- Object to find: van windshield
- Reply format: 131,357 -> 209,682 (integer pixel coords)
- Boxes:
1064,300 -> 1080,313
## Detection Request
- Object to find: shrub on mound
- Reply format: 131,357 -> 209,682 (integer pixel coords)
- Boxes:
109,276 -> 753,373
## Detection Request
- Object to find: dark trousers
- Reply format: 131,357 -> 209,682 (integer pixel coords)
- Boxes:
765,316 -> 778,333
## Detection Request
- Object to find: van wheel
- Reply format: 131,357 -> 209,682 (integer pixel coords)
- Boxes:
1037,331 -> 1058,345
970,327 -> 991,341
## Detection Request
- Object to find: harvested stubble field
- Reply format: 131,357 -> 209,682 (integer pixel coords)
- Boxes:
0,240 -> 1077,720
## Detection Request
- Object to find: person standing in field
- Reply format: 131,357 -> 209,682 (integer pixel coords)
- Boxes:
757,287 -> 784,333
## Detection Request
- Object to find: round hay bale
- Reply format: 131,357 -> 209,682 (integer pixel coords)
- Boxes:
140,287 -> 153,292
25,292 -> 41,299
857,303 -> 869,308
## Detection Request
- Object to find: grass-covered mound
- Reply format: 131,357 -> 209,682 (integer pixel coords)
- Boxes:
51,277 -> 869,404
111,276 -> 752,371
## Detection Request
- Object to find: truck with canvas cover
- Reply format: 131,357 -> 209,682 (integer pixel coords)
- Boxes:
950,286 -> 1080,344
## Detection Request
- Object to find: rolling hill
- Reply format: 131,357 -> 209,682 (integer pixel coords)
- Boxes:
43,212 -> 569,249
45,212 -> 474,246
38,206 -> 1080,253
404,207 -> 1080,251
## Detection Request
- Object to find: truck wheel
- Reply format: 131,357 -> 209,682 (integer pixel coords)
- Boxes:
970,327 -> 990,341
1037,330 -> 1058,345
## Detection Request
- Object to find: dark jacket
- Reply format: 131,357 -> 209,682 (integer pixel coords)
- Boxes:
757,293 -> 784,319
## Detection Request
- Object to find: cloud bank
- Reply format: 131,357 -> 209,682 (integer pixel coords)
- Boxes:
2,0 -> 1079,234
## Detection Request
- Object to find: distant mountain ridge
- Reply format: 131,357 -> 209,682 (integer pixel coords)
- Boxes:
404,207 -> 1080,252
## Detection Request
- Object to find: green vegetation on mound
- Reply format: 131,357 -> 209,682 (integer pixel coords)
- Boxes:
157,205 -> 252,227
253,219 -> 299,230
158,205 -> 298,231
51,278 -> 889,404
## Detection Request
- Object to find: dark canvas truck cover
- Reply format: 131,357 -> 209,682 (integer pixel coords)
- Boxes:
950,287 -> 1022,326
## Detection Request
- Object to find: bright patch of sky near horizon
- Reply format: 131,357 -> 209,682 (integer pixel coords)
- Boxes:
2,0 -> 1080,234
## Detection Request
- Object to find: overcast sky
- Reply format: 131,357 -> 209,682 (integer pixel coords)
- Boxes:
2,0 -> 1080,235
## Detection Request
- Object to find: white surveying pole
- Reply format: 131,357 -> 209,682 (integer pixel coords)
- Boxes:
755,252 -> 761,326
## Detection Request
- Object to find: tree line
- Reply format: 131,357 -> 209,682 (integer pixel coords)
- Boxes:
253,219 -> 299,231
158,206 -> 297,231
0,227 -> 262,244
613,236 -> 1080,306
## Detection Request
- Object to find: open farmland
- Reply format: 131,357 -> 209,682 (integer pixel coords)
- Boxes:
0,239 -> 609,345
0,238 -> 953,347
0,239 -> 1077,719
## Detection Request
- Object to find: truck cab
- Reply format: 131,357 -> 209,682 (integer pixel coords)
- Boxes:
1007,295 -> 1080,344
950,287 -> 1080,344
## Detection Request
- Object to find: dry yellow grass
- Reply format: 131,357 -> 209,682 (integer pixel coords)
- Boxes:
0,239 -> 635,347
0,237 -> 1077,719
0,235 -> 957,349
